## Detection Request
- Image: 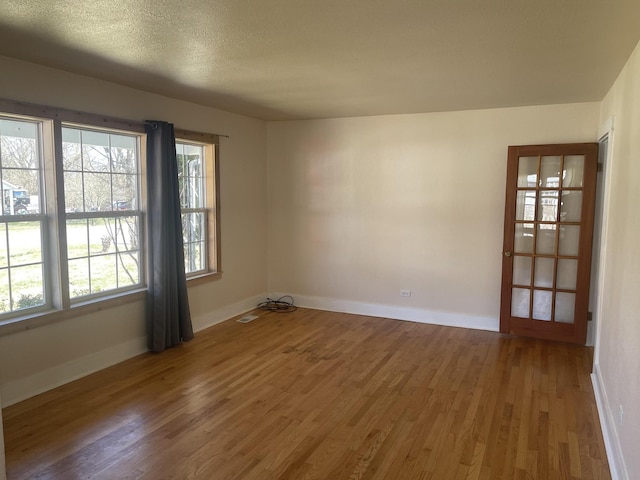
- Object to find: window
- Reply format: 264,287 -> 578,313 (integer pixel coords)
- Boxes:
0,108 -> 145,323
0,117 -> 46,314
176,139 -> 219,277
0,99 -> 221,327
62,127 -> 142,299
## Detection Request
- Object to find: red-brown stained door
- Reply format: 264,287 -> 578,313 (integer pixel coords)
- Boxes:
500,143 -> 598,344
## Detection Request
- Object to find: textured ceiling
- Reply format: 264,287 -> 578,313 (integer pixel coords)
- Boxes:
0,0 -> 639,120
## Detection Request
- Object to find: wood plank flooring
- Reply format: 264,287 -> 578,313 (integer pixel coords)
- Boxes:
3,308 -> 610,479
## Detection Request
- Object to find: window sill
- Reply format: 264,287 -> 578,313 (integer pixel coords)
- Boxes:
0,289 -> 147,337
186,271 -> 223,287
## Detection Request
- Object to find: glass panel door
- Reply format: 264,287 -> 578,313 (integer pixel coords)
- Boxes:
500,144 -> 598,344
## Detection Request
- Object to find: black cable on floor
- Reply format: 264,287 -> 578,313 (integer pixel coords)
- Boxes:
257,295 -> 297,313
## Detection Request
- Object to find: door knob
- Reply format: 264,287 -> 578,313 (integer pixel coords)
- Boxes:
504,251 -> 512,257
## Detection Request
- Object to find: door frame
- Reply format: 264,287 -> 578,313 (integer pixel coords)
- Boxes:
592,116 -> 615,357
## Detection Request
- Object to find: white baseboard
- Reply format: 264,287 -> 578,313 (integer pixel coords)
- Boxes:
272,293 -> 499,332
191,293 -> 267,332
591,363 -> 627,480
1,293 -> 268,407
1,336 -> 147,407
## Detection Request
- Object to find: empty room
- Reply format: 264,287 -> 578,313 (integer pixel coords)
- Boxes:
0,1 -> 639,479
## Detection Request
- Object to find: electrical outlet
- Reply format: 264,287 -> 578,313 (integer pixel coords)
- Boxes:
400,289 -> 411,297
618,405 -> 624,426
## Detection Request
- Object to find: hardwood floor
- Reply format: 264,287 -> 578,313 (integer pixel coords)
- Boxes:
3,308 -> 610,479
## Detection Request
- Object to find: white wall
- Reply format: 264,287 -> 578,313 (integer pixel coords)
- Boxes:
267,104 -> 600,327
593,39 -> 640,480
0,56 -> 269,406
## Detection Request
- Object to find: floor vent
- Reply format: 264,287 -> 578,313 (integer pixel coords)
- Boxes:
237,314 -> 259,324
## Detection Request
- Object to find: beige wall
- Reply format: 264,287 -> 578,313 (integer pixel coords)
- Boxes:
267,104 -> 599,326
595,39 -> 640,480
0,391 -> 5,480
0,56 -> 269,405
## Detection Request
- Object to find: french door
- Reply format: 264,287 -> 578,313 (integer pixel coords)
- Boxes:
500,143 -> 598,344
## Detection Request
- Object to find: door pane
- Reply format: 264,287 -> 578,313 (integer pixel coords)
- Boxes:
562,155 -> 585,187
536,225 -> 556,255
511,288 -> 530,318
540,156 -> 561,187
555,292 -> 575,323
561,191 -> 582,222
532,290 -> 552,321
538,190 -> 559,222
534,257 -> 554,288
559,225 -> 580,256
516,191 -> 536,221
514,224 -> 534,254
517,157 -> 538,187
513,256 -> 532,286
557,259 -> 578,290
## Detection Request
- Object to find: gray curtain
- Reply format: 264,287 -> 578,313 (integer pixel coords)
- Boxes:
145,120 -> 194,352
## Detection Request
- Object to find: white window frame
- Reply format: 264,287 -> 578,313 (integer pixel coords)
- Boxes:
0,100 -> 147,331
0,115 -> 49,317
61,124 -> 145,303
0,98 -> 222,333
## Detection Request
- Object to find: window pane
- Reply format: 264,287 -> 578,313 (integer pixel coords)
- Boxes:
82,146 -> 110,172
177,143 -> 205,209
110,139 -> 137,175
182,212 -> 206,274
0,268 -> 9,313
114,216 -> 139,252
67,219 -> 90,260
112,174 -> 137,211
84,172 -> 112,211
89,218 -> 114,255
8,222 -> 42,266
0,119 -> 38,169
64,171 -> 84,213
68,257 -> 90,297
62,125 -> 142,301
62,136 -> 82,171
0,118 -> 45,315
118,251 -> 139,287
63,128 -> 140,213
90,254 -> 118,293
1,118 -> 41,216
0,224 -> 6,268
12,263 -> 45,311
68,215 -> 141,299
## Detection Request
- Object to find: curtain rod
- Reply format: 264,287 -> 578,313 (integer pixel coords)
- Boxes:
0,98 -> 230,139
